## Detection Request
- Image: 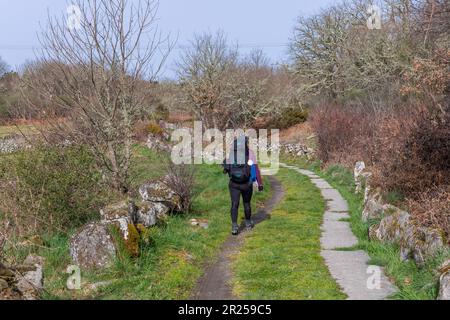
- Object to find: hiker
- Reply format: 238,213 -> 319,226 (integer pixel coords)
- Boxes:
222,136 -> 263,235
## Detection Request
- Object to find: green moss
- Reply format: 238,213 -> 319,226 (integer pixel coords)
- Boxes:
125,223 -> 141,258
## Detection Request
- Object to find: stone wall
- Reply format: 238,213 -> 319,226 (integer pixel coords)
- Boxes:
282,143 -> 315,159
0,135 -> 29,154
354,161 -> 449,300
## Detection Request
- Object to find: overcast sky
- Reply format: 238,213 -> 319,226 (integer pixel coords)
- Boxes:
0,0 -> 336,79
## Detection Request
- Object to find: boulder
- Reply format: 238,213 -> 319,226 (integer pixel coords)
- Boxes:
139,179 -> 182,211
375,209 -> 411,243
15,254 -> 44,300
136,201 -> 169,227
100,200 -> 137,239
409,228 -> 445,266
361,190 -> 385,222
438,260 -> 450,300
146,134 -> 171,152
70,222 -> 117,270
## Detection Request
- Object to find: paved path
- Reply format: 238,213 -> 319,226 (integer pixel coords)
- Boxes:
280,163 -> 397,300
191,176 -> 285,300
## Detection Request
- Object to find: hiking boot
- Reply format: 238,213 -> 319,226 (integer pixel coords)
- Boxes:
231,223 -> 239,235
245,219 -> 254,230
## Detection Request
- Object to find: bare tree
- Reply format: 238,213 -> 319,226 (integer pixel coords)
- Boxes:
23,0 -> 172,193
227,49 -> 274,128
177,31 -> 238,129
177,32 -> 274,129
289,0 -> 432,109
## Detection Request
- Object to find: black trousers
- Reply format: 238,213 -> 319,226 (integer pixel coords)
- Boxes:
229,180 -> 253,224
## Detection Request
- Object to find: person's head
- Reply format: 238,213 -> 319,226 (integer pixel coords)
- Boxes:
231,135 -> 249,164
233,135 -> 249,151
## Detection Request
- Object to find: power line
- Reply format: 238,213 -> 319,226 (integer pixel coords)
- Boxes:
0,43 -> 290,51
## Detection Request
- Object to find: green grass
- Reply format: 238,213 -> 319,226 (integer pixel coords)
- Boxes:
282,155 -> 450,300
37,146 -> 271,300
231,167 -> 346,300
0,124 -> 39,138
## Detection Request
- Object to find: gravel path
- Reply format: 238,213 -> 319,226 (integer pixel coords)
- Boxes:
280,163 -> 397,300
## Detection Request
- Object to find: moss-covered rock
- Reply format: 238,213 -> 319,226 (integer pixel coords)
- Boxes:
123,223 -> 141,258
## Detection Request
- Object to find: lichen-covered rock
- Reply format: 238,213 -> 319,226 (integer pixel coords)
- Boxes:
438,260 -> 450,300
375,209 -> 411,243
136,201 -> 169,227
100,200 -> 137,239
362,190 -> 385,222
139,179 -> 181,211
70,223 -> 117,270
15,254 -> 44,300
410,228 -> 445,266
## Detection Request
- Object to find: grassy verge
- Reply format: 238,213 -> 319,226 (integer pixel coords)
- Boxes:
231,167 -> 345,300
282,155 -> 450,300
38,146 -> 271,299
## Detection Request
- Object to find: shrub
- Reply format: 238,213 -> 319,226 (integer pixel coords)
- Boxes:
406,187 -> 450,244
133,121 -> 165,142
309,105 -> 375,166
373,106 -> 450,195
0,145 -> 113,237
269,107 -> 308,129
163,161 -> 197,214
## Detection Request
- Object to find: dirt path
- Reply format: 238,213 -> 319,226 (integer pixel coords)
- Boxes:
191,176 -> 285,300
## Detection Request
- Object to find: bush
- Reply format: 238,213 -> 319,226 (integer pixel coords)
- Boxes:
269,107 -> 308,129
309,105 -> 375,165
163,161 -> 197,214
0,145 -> 113,237
373,106 -> 450,195
133,121 -> 165,142
406,187 -> 450,244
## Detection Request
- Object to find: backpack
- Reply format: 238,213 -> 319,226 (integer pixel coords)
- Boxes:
229,162 -> 250,184
228,139 -> 250,184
